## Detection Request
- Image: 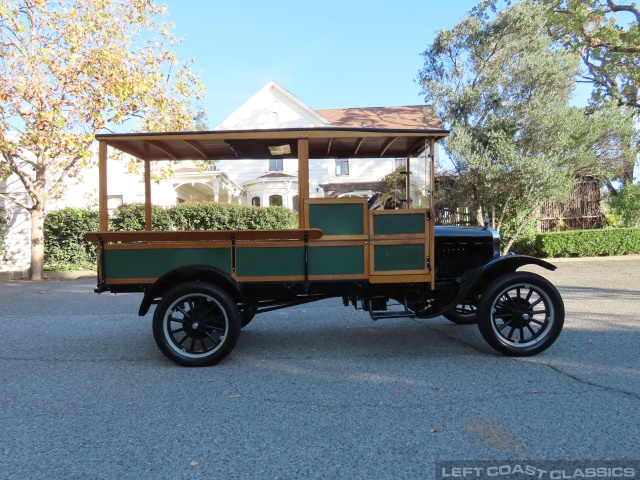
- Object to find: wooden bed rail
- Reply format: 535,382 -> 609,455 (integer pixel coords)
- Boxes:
84,229 -> 324,244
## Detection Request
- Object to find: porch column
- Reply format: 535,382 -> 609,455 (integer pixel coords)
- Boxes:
298,137 -> 309,228
213,176 -> 220,202
98,141 -> 108,231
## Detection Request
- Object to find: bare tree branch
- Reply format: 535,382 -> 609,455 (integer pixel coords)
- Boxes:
606,0 -> 640,22
0,192 -> 31,211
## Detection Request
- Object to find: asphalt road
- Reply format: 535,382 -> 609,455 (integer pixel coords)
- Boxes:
1,257 -> 639,479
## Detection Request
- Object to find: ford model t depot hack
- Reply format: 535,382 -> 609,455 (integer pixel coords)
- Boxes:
84,119 -> 564,366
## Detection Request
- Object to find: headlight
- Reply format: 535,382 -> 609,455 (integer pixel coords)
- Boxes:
490,228 -> 501,257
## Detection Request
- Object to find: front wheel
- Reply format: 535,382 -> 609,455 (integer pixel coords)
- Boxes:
152,282 -> 241,367
477,272 -> 564,356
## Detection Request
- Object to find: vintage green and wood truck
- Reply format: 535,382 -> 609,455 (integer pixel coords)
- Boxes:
84,127 -> 564,366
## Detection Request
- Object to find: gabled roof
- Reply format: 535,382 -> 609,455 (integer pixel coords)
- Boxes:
216,81 -> 331,130
316,106 -> 442,130
97,83 -> 448,161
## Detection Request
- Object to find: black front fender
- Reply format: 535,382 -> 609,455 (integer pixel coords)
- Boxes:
417,255 -> 557,318
470,254 -> 556,295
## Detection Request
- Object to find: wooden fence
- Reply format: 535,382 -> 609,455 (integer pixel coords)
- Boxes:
434,176 -> 604,231
539,176 -> 604,233
434,207 -> 475,226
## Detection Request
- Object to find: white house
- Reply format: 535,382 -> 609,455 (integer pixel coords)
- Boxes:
215,81 -> 438,210
0,81 -> 440,275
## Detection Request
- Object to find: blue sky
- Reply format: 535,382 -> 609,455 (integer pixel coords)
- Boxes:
162,0 -> 482,128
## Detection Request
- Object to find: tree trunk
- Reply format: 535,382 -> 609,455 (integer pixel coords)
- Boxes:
476,205 -> 484,227
605,178 -> 619,196
29,203 -> 45,281
501,203 -> 541,255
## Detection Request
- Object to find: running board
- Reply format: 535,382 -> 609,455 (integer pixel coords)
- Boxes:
369,310 -> 417,320
367,295 -> 417,321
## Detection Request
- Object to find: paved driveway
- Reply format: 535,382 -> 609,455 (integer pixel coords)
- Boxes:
1,257 -> 639,479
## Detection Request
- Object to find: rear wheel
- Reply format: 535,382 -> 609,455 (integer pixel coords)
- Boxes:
477,272 -> 564,356
152,282 -> 241,367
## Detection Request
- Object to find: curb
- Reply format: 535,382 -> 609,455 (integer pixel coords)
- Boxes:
545,253 -> 640,264
0,270 -> 96,281
44,270 -> 96,281
0,270 -> 29,281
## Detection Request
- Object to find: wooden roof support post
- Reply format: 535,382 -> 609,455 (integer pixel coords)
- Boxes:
405,157 -> 411,209
298,137 -> 310,228
98,141 -> 109,231
144,158 -> 152,231
429,138 -> 436,289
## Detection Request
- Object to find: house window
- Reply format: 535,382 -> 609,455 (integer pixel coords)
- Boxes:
269,195 -> 283,207
335,158 -> 349,176
251,196 -> 261,206
269,159 -> 283,171
292,195 -> 299,212
107,195 -> 123,216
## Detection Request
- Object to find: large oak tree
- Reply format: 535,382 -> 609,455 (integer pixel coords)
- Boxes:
419,0 -> 585,252
540,0 -> 639,185
0,0 -> 203,279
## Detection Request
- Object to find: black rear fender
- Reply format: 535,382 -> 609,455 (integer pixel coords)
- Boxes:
138,265 -> 246,316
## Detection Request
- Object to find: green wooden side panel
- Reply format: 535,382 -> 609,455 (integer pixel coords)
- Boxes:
308,203 -> 364,235
308,245 -> 365,275
236,247 -> 304,277
373,244 -> 425,272
373,213 -> 425,235
104,248 -> 231,279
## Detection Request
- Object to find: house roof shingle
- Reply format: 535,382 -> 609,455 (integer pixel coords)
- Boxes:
316,106 -> 442,130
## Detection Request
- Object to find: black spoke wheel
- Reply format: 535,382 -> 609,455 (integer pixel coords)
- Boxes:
152,282 -> 241,367
477,272 -> 564,356
443,300 -> 478,324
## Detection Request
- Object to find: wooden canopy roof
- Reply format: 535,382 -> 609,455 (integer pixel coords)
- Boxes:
95,126 -> 449,162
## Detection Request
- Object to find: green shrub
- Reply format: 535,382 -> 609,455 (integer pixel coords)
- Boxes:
44,208 -> 99,270
500,213 -> 539,256
168,203 -> 298,230
110,203 -> 173,231
535,227 -> 640,257
607,183 -> 640,228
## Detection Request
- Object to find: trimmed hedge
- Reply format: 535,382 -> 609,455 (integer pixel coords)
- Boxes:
535,227 -> 640,258
44,207 -> 99,270
46,202 -> 636,270
110,203 -> 173,231
170,203 -> 297,230
44,202 -> 298,270
109,203 -> 298,232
